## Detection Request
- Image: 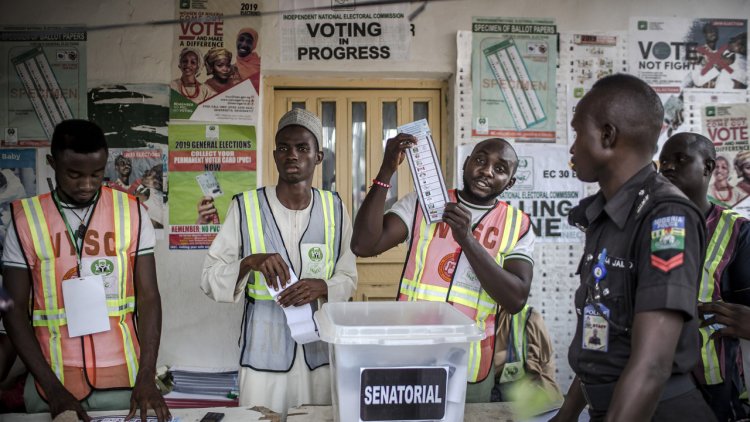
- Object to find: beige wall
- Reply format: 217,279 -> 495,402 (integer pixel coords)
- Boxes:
3,0 -> 749,368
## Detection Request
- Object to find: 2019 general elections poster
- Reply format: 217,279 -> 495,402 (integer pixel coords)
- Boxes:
471,17 -> 557,142
0,26 -> 87,146
628,17 -> 747,150
168,123 -> 256,249
170,0 -> 264,124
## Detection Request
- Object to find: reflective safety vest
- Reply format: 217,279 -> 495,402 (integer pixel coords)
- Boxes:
697,206 -> 744,385
236,187 -> 342,371
11,187 -> 141,400
398,189 -> 531,382
499,305 -> 531,384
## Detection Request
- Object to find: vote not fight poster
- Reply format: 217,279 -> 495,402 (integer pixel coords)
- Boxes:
628,17 -> 748,151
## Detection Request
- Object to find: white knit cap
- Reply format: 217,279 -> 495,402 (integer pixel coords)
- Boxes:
276,108 -> 323,146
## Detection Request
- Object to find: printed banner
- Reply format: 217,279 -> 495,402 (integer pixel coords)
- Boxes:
279,0 -> 410,62
458,143 -> 583,242
701,103 -> 750,213
0,26 -> 87,146
168,123 -> 256,249
471,17 -> 557,142
560,32 -> 626,145
628,17 -> 748,150
105,148 -> 166,229
0,149 -> 37,260
171,0 -> 264,124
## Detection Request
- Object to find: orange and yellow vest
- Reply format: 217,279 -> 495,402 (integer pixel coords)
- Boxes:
12,187 -> 141,400
696,205 -> 745,385
398,189 -> 531,382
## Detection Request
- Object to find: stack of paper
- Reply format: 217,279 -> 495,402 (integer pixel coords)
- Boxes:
164,366 -> 239,408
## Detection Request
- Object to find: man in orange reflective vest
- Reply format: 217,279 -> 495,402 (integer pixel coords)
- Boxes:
1,120 -> 169,421
352,137 -> 535,403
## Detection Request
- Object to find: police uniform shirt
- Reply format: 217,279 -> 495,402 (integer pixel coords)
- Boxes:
568,165 -> 706,385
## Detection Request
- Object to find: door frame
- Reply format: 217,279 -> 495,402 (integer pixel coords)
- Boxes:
261,76 -> 450,187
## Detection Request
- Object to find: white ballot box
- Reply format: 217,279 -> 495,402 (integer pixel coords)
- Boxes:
315,301 -> 484,422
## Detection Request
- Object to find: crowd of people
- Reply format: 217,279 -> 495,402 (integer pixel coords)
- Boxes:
170,28 -> 261,104
1,73 -> 750,422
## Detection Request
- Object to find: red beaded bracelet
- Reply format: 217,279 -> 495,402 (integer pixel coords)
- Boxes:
371,179 -> 391,189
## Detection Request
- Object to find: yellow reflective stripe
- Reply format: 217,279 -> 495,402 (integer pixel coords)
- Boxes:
320,191 -> 335,279
413,283 -> 449,302
243,192 -> 268,297
467,320 -> 484,382
700,326 -> 722,384
400,278 -> 418,296
699,211 -> 739,302
21,197 -> 64,382
111,191 -> 138,386
498,206 -> 521,255
512,306 -> 529,363
411,217 -> 434,301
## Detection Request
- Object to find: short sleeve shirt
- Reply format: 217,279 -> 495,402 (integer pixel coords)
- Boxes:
387,191 -> 535,264
568,165 -> 705,384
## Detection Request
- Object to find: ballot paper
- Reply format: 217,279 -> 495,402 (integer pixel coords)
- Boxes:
267,271 -> 321,344
398,119 -> 450,224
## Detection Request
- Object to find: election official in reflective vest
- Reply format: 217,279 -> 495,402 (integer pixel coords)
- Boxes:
353,137 -> 536,403
660,132 -> 750,421
1,120 -> 169,421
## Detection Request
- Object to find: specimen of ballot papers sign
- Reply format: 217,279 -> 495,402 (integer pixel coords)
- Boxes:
267,270 -> 321,344
398,119 -> 450,224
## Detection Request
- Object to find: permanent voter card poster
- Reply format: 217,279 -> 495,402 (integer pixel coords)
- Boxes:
168,123 -> 256,249
170,0 -> 265,124
0,26 -> 87,146
471,17 -> 557,142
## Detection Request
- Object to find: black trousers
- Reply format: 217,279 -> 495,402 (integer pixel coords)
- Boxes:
587,389 -> 717,422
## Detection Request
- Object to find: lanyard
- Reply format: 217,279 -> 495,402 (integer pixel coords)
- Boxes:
51,190 -> 99,272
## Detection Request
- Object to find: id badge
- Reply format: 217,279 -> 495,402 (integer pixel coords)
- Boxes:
80,257 -> 120,299
499,361 -> 525,383
582,304 -> 609,352
300,243 -> 326,279
61,275 -> 110,337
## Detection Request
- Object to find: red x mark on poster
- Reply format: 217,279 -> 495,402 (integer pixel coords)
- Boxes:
696,45 -> 733,76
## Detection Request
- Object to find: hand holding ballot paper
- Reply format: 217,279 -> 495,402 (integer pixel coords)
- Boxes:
396,119 -> 450,224
266,269 -> 322,345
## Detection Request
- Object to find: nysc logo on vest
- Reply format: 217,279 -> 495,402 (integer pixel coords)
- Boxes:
90,259 -> 115,276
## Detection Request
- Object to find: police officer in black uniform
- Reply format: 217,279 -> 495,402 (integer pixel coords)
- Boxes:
551,74 -> 716,422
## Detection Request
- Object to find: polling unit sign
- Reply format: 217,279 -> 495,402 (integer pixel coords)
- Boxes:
279,0 -> 410,61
